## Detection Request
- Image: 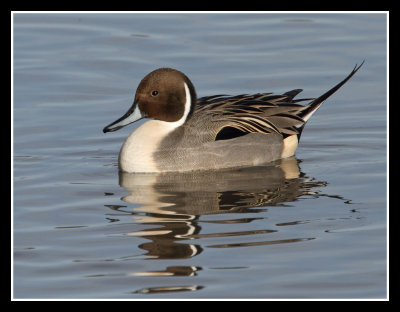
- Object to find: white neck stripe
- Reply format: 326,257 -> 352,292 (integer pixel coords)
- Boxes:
164,81 -> 191,129
179,82 -> 192,126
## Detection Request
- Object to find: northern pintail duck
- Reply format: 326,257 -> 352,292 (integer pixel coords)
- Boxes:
103,62 -> 364,173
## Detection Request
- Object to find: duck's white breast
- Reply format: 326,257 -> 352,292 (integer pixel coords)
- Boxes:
119,120 -> 180,172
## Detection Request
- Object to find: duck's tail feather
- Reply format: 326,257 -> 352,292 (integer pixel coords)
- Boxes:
298,60 -> 365,123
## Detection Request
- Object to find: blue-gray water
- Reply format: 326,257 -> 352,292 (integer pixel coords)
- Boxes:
13,13 -> 387,299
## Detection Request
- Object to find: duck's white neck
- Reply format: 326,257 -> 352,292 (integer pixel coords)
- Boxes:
119,82 -> 192,173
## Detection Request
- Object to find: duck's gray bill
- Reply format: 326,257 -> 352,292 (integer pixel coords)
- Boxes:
103,104 -> 143,133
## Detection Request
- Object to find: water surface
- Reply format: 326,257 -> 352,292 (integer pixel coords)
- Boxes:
13,12 -> 387,299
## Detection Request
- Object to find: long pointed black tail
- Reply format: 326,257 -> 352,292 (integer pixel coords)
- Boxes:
299,60 -> 365,123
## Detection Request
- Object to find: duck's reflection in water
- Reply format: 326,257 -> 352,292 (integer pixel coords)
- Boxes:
109,157 -> 333,264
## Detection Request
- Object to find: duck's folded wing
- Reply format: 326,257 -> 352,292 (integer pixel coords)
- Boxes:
196,91 -> 312,139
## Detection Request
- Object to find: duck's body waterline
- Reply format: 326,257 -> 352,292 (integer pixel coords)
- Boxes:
103,63 -> 364,173
120,122 -> 284,172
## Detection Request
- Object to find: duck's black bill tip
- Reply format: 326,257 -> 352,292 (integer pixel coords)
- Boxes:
103,125 -> 121,133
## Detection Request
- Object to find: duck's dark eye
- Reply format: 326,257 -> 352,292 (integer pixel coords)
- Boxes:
151,90 -> 159,96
